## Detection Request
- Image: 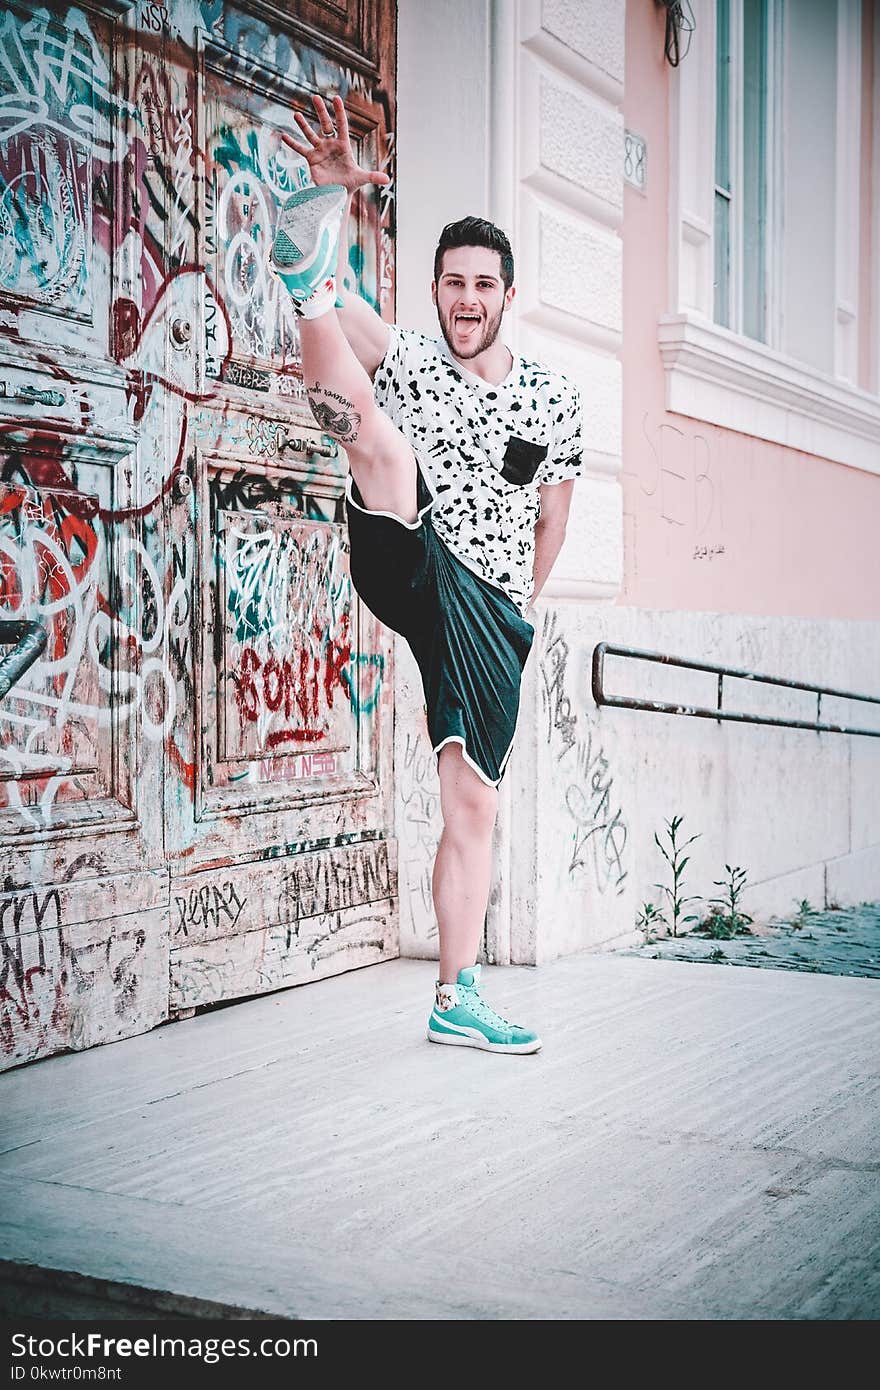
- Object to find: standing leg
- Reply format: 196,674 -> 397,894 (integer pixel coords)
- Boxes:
432,743 -> 498,983
427,743 -> 541,1054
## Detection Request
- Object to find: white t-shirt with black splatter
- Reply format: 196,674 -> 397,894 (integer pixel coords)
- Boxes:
372,327 -> 583,614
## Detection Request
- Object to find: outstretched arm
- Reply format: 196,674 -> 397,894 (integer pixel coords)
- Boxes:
283,94 -> 391,378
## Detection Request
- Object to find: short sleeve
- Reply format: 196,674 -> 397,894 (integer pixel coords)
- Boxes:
372,324 -> 407,412
540,380 -> 584,486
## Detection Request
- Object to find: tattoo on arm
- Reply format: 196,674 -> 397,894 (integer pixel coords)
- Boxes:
307,384 -> 361,445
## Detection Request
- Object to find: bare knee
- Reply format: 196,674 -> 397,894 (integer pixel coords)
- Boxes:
438,744 -> 498,839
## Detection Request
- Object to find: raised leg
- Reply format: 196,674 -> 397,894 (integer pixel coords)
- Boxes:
298,312 -> 418,522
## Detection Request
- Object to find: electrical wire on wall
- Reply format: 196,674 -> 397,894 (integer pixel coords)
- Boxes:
655,0 -> 696,65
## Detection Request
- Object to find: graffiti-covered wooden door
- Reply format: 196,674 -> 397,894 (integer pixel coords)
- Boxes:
0,0 -> 171,1067
0,0 -> 398,1068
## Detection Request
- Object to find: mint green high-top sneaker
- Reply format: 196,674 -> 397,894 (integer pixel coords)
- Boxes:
427,965 -> 542,1054
268,183 -> 347,317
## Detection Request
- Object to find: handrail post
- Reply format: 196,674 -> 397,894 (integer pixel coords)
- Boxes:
717,672 -> 723,725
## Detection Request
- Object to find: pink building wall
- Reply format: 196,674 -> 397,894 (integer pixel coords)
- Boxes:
621,0 -> 880,621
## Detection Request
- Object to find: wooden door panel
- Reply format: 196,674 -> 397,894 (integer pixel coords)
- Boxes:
201,41 -> 388,398
216,494 -> 354,762
0,432 -> 142,846
203,51 -> 302,382
204,455 -> 382,797
169,838 -> 396,1010
171,901 -> 397,1010
0,868 -> 168,1069
220,1 -> 383,74
180,437 -> 391,865
0,482 -> 104,782
0,3 -> 121,358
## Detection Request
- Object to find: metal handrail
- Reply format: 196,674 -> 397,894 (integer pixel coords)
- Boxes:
592,642 -> 880,738
0,619 -> 47,700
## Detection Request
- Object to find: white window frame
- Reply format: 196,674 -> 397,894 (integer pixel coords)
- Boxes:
875,0 -> 880,395
713,0 -> 781,342
661,0 -> 880,476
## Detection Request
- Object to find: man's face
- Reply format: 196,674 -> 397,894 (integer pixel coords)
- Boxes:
432,245 -> 515,360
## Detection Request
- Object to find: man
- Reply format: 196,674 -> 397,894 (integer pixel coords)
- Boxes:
272,95 -> 582,1055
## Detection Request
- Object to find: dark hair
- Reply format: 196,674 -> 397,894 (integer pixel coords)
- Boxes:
433,216 -> 515,290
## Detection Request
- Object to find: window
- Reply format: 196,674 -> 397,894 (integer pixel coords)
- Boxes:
660,0 -> 880,475
713,0 -> 853,373
713,0 -> 770,343
779,0 -> 840,375
714,0 -> 732,327
740,0 -> 768,343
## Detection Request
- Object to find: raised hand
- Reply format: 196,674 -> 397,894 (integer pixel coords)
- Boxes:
282,94 -> 390,194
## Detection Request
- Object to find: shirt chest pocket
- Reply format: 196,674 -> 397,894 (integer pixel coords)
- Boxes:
499,435 -> 549,486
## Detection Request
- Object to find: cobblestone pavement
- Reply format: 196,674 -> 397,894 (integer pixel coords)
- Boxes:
618,902 -> 880,978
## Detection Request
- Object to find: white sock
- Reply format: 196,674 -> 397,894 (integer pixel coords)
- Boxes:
294,276 -> 338,320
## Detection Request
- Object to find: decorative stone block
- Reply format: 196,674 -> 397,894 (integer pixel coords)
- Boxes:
537,70 -> 623,209
540,211 -> 622,332
541,0 -> 626,84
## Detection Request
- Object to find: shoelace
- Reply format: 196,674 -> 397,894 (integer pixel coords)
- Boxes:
459,987 -> 518,1031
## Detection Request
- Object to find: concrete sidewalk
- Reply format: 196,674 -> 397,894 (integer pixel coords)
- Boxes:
1,952 -> 878,1320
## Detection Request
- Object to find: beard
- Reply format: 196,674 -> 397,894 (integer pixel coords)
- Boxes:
437,303 -> 505,361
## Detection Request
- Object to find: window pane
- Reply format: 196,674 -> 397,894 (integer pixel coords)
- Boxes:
714,0 -> 731,326
781,0 -> 837,373
715,191 -> 731,326
742,0 -> 768,341
715,0 -> 731,192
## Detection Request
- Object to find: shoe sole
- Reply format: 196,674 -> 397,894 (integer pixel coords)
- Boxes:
426,1027 -> 542,1054
269,183 -> 345,274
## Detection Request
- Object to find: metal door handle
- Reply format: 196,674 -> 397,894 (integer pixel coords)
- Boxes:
0,380 -> 65,407
280,433 -> 338,459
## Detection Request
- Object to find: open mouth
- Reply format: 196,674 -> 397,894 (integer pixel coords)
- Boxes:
454,313 -> 481,331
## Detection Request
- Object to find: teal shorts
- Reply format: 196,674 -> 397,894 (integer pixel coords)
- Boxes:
345,470 -> 534,787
